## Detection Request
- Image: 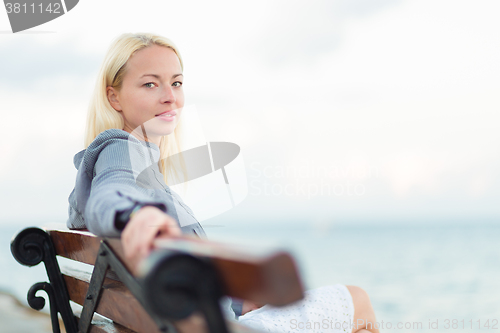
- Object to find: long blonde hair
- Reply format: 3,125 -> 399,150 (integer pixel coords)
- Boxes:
84,32 -> 186,185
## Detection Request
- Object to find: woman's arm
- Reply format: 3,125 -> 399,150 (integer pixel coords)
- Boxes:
80,130 -> 182,272
82,130 -> 167,236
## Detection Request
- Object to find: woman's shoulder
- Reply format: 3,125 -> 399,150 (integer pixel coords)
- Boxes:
73,129 -> 129,170
74,128 -> 159,174
90,129 -> 160,153
72,129 -> 128,168
89,128 -> 136,148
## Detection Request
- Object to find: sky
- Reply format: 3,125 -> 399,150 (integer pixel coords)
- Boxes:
0,0 -> 499,228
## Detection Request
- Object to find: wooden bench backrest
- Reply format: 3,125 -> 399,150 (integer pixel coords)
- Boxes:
48,228 -> 161,333
44,226 -> 304,333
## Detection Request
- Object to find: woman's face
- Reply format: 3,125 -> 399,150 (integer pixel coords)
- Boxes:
107,45 -> 184,146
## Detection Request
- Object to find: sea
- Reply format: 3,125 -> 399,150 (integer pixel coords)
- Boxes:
1,221 -> 499,332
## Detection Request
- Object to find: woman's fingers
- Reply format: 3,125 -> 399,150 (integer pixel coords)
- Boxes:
121,206 -> 182,274
156,215 -> 182,237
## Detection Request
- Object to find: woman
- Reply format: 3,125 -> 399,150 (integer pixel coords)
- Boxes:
67,32 -> 380,333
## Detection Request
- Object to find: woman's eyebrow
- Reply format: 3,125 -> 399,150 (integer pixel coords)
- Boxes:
140,73 -> 183,79
140,74 -> 160,79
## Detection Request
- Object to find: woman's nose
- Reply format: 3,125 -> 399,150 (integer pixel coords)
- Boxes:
160,85 -> 176,104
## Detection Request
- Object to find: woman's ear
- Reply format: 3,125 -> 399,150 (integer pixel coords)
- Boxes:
107,86 -> 122,111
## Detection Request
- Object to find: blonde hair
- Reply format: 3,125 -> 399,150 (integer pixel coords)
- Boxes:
84,32 -> 186,185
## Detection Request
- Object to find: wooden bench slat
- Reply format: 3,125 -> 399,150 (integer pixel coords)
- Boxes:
87,323 -> 136,333
61,266 -> 161,333
211,252 -> 302,306
48,229 -> 102,266
106,237 -> 304,306
72,307 -> 138,333
62,266 -> 266,333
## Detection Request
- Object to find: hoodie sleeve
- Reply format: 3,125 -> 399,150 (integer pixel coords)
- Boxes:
78,129 -> 168,237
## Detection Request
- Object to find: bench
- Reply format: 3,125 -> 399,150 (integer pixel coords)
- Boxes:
10,224 -> 304,333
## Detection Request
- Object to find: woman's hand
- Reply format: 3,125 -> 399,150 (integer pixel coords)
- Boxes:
121,206 -> 182,274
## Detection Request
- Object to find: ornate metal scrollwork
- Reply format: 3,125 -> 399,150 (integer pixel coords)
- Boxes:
10,227 -> 47,266
11,227 -> 78,333
28,282 -> 61,333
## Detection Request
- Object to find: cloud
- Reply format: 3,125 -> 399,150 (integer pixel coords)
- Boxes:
0,37 -> 101,88
333,0 -> 402,17
243,0 -> 403,67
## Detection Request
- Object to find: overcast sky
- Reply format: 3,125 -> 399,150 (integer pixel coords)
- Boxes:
0,0 -> 499,228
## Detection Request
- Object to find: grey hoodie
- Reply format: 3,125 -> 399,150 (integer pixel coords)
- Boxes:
66,128 -> 206,238
65,128 -> 245,318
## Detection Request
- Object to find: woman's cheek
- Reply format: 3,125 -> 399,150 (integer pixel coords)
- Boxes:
176,90 -> 185,106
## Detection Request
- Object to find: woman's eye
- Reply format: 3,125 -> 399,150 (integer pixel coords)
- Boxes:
144,82 -> 156,88
172,81 -> 183,87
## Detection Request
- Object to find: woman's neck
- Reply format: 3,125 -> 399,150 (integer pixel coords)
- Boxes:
125,128 -> 161,148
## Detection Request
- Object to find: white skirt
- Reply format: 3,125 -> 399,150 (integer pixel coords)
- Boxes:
237,284 -> 354,333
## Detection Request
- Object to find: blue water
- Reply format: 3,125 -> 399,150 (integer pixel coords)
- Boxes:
2,222 -> 499,332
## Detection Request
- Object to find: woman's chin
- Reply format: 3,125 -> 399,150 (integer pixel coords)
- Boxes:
142,118 -> 177,137
129,124 -> 176,145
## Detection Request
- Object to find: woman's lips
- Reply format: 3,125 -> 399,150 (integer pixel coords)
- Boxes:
156,110 -> 176,116
156,111 -> 176,122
